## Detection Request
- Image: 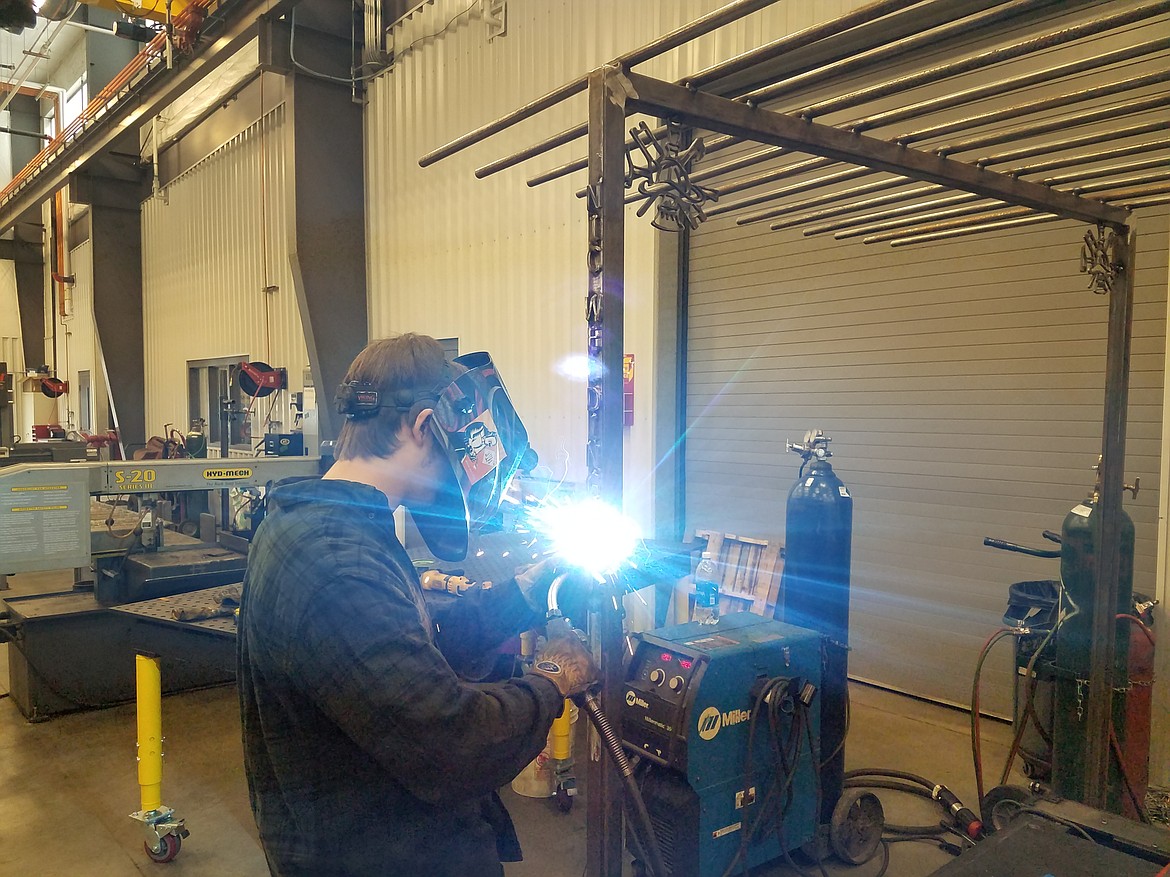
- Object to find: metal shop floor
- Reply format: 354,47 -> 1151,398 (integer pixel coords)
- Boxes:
1,572 -> 1025,877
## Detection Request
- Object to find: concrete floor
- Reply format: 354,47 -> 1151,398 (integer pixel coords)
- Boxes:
0,573 -> 1023,877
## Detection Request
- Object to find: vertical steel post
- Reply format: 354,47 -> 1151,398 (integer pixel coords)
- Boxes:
585,65 -> 627,877
1084,225 -> 1136,808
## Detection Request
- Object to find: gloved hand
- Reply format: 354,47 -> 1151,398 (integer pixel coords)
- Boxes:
513,557 -> 560,613
530,627 -> 600,698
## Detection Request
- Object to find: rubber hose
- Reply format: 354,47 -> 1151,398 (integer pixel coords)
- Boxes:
845,768 -> 936,789
842,779 -> 950,836
578,692 -> 669,877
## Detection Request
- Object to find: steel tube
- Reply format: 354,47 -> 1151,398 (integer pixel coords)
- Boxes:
419,0 -> 779,168
739,0 -> 1080,109
1121,192 -> 1170,209
896,68 -> 1170,146
862,206 -> 1033,243
978,120 -> 1170,167
473,0 -> 923,180
1084,226 -> 1137,809
809,159 -> 1170,237
858,179 -> 1163,243
855,39 -> 1170,133
708,167 -> 872,218
583,66 -> 628,877
886,213 -> 1059,246
801,6 -> 1170,122
600,154 -> 837,205
768,181 -> 944,229
940,93 -> 1170,157
827,194 -> 987,238
998,137 -> 1170,176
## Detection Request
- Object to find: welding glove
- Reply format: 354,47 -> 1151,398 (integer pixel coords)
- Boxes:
512,557 -> 560,614
530,626 -> 600,699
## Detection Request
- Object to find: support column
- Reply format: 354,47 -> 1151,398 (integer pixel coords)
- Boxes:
275,10 -> 368,447
9,222 -> 45,371
74,174 -> 148,454
1084,225 -> 1137,809
585,65 -> 627,877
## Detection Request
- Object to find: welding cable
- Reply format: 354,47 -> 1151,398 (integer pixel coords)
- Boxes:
999,613 -> 1066,785
720,687 -> 809,877
1109,722 -> 1153,825
842,779 -> 947,835
577,692 -> 669,877
820,680 -> 850,769
971,627 -> 1018,804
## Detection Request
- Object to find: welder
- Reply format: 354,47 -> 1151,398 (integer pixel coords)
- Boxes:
238,334 -> 599,877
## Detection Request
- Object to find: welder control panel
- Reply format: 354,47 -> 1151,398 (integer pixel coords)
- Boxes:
623,637 -> 707,771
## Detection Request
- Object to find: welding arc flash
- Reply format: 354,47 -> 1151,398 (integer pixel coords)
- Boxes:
530,498 -> 640,579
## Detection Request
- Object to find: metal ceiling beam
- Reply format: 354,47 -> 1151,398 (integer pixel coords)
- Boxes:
0,0 -> 298,235
622,72 -> 1129,228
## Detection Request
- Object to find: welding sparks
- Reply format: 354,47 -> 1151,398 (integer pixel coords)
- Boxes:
528,497 -> 641,580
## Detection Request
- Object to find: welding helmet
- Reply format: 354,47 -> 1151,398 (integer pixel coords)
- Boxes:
410,351 -> 532,561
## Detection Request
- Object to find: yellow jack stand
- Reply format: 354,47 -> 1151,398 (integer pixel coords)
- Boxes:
129,653 -> 189,863
551,697 -> 577,812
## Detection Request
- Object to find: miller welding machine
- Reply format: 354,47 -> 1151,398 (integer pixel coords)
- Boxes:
622,612 -> 822,877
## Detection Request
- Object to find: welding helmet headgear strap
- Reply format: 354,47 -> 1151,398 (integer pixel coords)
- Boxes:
335,382 -> 439,421
409,351 -> 531,562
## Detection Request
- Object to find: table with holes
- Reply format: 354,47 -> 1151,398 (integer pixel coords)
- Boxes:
112,586 -> 239,674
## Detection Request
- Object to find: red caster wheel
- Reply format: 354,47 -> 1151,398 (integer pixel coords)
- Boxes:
145,832 -> 181,863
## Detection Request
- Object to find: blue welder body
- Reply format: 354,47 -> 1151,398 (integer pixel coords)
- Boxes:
623,612 -> 822,877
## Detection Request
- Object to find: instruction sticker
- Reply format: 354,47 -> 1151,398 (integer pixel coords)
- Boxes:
1070,503 -> 1093,518
712,822 -> 742,840
839,486 -> 850,497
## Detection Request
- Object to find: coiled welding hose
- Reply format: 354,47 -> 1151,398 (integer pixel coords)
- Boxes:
844,769 -> 982,845
576,690 -> 670,877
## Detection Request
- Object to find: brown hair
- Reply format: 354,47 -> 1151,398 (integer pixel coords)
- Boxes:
334,334 -> 452,460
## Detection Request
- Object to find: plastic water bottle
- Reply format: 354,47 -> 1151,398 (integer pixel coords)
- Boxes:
693,551 -> 719,624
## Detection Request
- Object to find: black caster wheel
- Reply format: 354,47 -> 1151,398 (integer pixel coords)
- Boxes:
980,785 -> 1035,832
145,832 -> 181,864
555,788 -> 574,813
830,789 -> 884,865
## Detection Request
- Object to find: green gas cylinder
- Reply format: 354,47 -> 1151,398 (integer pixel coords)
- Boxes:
1050,487 -> 1135,811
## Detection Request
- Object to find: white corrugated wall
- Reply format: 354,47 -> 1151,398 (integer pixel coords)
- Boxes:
366,0 -> 867,529
142,106 -> 308,452
687,203 -> 1170,716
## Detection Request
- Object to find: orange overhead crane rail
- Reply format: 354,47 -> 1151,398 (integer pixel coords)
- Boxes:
0,0 -> 219,211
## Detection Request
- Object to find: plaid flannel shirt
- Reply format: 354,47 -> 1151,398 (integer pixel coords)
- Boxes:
238,477 -> 562,876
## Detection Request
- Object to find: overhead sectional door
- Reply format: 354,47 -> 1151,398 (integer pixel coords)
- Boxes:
684,206 -> 1168,715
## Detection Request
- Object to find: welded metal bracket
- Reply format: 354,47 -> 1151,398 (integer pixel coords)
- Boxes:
1080,223 -> 1118,295
626,121 -> 716,232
